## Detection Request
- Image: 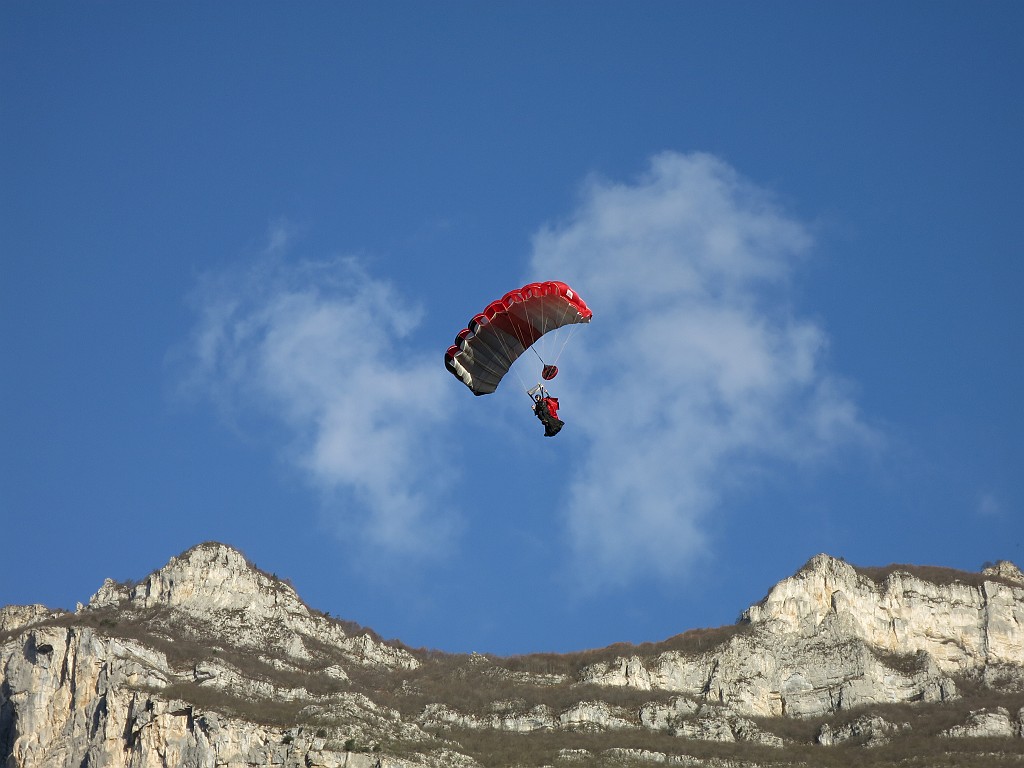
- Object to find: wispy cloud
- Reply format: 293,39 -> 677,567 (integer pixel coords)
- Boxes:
179,153 -> 876,588
529,152 -> 878,585
182,236 -> 457,556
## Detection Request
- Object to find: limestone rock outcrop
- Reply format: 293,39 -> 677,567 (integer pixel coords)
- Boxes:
580,554 -> 1024,718
89,543 -> 418,672
817,715 -> 910,746
941,707 -> 1024,739
673,705 -> 784,747
746,554 -> 1024,673
0,606 -> 54,635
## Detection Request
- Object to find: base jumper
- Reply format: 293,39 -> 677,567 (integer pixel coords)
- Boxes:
529,384 -> 564,437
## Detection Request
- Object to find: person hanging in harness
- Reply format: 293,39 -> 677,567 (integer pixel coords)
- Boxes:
528,383 -> 564,437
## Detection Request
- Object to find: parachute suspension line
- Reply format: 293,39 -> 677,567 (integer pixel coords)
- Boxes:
495,326 -> 529,394
530,290 -> 560,369
510,361 -> 529,393
548,299 -> 580,366
532,290 -> 548,370
514,306 -> 535,357
504,302 -> 544,388
551,322 -> 580,367
539,289 -> 549,364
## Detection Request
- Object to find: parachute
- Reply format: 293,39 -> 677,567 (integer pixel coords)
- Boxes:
444,281 -> 592,395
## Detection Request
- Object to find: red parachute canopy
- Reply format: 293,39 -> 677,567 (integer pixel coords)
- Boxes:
444,281 -> 592,395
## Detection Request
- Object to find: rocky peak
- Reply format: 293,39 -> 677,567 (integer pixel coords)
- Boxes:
742,554 -> 862,632
743,553 -> 1024,672
84,542 -> 418,672
89,542 -> 302,616
984,560 -> 1024,585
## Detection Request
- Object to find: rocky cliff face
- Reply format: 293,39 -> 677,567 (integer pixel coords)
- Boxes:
3,544 -> 1024,768
580,554 -> 1024,718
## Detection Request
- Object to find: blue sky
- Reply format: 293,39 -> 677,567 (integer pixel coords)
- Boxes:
2,2 -> 1022,656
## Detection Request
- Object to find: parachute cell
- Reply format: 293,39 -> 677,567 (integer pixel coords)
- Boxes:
444,281 -> 592,395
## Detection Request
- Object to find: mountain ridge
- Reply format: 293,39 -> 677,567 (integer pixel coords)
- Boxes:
4,542 -> 1024,767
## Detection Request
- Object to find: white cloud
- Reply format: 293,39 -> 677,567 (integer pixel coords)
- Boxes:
529,152 -> 877,585
179,153 -> 876,587
183,245 -> 457,556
